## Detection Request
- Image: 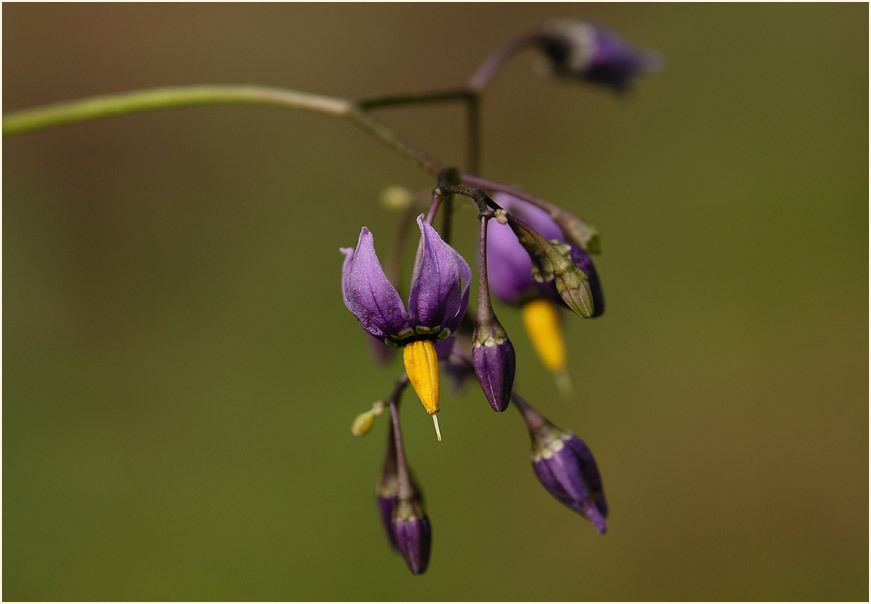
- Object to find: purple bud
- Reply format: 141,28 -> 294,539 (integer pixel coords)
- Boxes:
472,319 -> 516,412
531,429 -> 608,533
515,395 -> 608,533
392,495 -> 432,575
539,20 -> 661,93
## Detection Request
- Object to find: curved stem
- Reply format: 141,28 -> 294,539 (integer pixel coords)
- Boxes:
467,31 -> 543,93
3,84 -> 445,176
510,391 -> 547,432
475,215 -> 496,324
3,85 -> 352,135
347,106 -> 443,174
389,397 -> 414,499
460,173 -> 561,218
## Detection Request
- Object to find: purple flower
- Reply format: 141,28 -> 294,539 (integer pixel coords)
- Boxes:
487,193 -> 563,305
515,395 -> 608,533
342,214 -> 471,344
487,194 -> 605,317
342,216 -> 471,428
539,20 -> 661,93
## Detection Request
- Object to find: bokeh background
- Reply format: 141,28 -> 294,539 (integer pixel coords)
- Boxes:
3,4 -> 868,601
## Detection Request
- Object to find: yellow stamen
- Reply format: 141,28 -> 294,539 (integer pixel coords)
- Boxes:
522,298 -> 566,374
403,339 -> 440,415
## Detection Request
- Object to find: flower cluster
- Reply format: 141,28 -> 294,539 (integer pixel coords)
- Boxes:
340,19 -> 657,575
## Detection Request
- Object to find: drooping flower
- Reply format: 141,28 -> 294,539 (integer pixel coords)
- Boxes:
342,215 -> 471,437
486,194 -> 604,379
514,393 -> 608,533
488,194 -> 604,316
539,19 -> 661,93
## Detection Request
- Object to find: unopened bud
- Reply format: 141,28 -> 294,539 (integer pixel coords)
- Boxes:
472,319 -> 516,412
508,216 -> 594,318
515,394 -> 608,533
351,410 -> 376,437
392,495 -> 432,575
380,185 -> 413,211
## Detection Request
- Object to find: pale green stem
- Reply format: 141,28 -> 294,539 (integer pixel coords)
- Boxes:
3,84 -> 444,175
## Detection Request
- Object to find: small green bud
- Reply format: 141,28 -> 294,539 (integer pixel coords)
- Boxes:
380,185 -> 413,211
351,410 -> 376,437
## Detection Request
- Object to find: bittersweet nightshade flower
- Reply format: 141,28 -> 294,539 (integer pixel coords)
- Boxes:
485,194 -> 604,386
514,393 -> 608,534
342,215 -> 471,439
539,19 -> 660,93
487,193 -> 605,317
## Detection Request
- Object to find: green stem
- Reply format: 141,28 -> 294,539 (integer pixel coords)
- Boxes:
3,84 -> 445,176
3,85 -> 351,134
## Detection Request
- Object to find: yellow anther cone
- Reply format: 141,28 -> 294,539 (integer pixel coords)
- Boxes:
403,339 -> 440,415
403,339 -> 442,441
522,298 -> 566,374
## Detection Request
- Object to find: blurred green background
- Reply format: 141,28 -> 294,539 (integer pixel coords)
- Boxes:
3,4 -> 867,601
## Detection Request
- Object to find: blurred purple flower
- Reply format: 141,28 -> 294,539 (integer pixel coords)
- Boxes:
540,20 -> 661,92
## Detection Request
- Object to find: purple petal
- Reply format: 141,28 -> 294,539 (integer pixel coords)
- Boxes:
342,228 -> 412,339
494,193 -> 563,241
487,194 -> 565,304
486,219 -> 535,304
434,336 -> 456,361
408,216 -> 470,334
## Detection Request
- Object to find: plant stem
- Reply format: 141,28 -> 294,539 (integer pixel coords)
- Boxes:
358,88 -> 472,110
3,84 -> 445,176
388,392 -> 414,499
460,173 -> 560,217
3,85 -> 351,134
467,30 -> 543,93
346,106 -> 443,174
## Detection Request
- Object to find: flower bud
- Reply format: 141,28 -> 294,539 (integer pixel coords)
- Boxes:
515,396 -> 608,533
472,318 -> 516,412
508,216 -> 594,318
392,494 -> 432,575
351,410 -> 376,437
